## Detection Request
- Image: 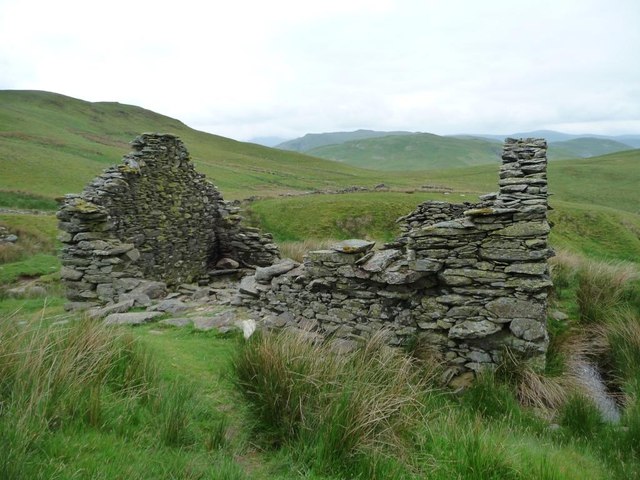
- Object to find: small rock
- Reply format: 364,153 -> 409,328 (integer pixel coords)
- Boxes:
118,292 -> 152,307
192,288 -> 211,301
510,318 -> 546,341
216,257 -> 240,269
239,276 -> 259,297
448,320 -> 502,339
550,310 -> 568,321
64,301 -> 99,312
239,319 -> 256,339
152,299 -> 189,314
132,280 -> 167,299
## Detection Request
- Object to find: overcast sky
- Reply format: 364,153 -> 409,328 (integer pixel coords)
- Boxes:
1,0 -> 639,141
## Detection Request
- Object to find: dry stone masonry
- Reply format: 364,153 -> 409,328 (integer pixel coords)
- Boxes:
240,138 -> 552,381
58,133 -> 279,307
57,134 -> 553,383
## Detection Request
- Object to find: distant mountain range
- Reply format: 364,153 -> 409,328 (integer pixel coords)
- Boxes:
272,129 -> 640,170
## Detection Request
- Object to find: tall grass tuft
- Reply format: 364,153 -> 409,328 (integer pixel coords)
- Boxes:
559,394 -> 604,438
156,381 -> 194,447
576,260 -> 638,324
549,249 -> 582,299
232,329 -> 436,477
0,316 -> 158,476
603,309 -> 640,383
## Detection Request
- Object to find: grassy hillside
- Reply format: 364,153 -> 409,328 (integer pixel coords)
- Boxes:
549,137 -> 634,159
295,133 -> 634,171
3,92 -> 640,479
0,90 -> 422,201
306,133 -> 503,170
276,129 -> 414,152
418,149 -> 640,215
549,149 -> 640,215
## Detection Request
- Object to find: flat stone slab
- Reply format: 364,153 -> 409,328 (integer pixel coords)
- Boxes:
151,299 -> 190,314
331,239 -> 375,254
193,310 -> 237,331
88,299 -> 135,319
361,249 -> 401,273
104,311 -> 164,325
160,318 -> 192,328
215,257 -> 240,269
448,319 -> 502,339
255,259 -> 298,283
239,275 -> 259,297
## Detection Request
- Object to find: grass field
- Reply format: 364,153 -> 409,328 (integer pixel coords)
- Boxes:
0,90 -> 423,200
306,132 -> 503,170
2,89 -> 640,478
1,262 -> 639,478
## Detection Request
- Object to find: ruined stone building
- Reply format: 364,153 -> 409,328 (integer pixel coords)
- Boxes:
57,133 -> 279,305
58,135 -> 552,381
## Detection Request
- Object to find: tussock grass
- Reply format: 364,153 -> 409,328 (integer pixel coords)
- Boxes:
156,381 -> 195,447
576,260 -> 638,324
559,394 -> 605,438
0,315 -> 158,478
232,329 -> 437,477
549,249 -> 582,299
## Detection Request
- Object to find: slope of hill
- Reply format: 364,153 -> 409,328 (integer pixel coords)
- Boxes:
419,149 -> 640,215
466,130 -> 640,147
276,129 -> 414,152
296,131 -> 633,170
0,90 -> 422,201
305,133 -> 503,170
549,137 -> 634,159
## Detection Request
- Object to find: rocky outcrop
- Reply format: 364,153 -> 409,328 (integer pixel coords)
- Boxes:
57,133 -> 279,305
240,138 -> 552,381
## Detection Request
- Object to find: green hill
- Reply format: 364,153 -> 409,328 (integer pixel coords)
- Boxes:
284,131 -> 634,171
549,137 -> 634,159
418,149 -> 640,214
305,133 -> 503,170
275,129 -> 414,152
0,90 -> 421,202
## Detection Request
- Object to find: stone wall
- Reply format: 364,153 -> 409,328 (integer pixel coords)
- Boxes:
57,133 -> 279,306
241,138 -> 552,381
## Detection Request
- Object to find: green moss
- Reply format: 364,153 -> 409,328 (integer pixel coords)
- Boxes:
69,198 -> 103,214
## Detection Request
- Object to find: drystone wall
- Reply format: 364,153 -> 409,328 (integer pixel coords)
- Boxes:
240,138 -> 552,382
58,133 -> 279,306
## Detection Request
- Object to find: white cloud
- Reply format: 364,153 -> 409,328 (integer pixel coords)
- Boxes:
1,0 -> 639,139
